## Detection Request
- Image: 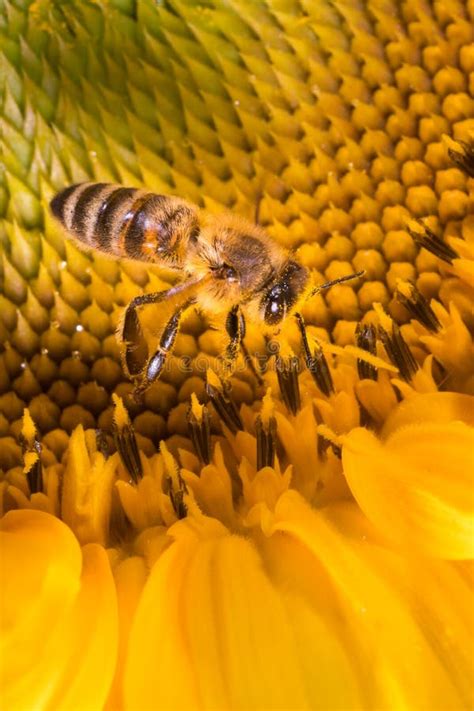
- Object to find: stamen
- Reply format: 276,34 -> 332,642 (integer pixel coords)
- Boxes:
378,323 -> 419,381
407,220 -> 458,264
275,355 -> 301,414
447,139 -> 474,177
316,425 -> 342,459
359,400 -> 374,428
255,389 -> 277,470
317,436 -> 342,459
20,409 -> 43,494
395,281 -> 441,332
161,442 -> 187,519
295,313 -> 334,396
187,393 -> 212,465
206,369 -> 243,434
95,428 -> 110,459
355,323 -> 378,380
112,394 -> 143,483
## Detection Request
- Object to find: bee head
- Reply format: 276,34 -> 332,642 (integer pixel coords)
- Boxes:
260,260 -> 309,326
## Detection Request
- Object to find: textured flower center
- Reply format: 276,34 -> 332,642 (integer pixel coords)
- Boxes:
0,2 -> 473,709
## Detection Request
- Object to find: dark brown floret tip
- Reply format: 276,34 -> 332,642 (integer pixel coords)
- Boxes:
378,324 -> 419,382
275,355 -> 301,415
317,433 -> 342,460
187,403 -> 212,465
95,428 -> 110,459
255,414 -> 277,471
295,313 -> 334,397
206,377 -> 243,434
407,220 -> 459,265
355,323 -> 378,381
395,284 -> 441,333
164,468 -> 188,520
112,421 -> 143,483
448,140 -> 474,178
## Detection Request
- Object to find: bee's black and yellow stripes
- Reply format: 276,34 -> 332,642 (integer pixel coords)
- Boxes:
50,182 -> 199,266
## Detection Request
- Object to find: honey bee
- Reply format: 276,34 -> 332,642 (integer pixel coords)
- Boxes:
50,183 -> 362,395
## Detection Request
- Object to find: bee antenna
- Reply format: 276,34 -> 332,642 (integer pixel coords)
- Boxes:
308,270 -> 365,299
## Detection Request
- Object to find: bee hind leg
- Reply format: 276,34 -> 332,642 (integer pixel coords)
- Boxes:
132,299 -> 193,400
122,292 -> 164,378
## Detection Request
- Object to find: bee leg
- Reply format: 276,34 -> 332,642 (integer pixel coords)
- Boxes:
219,305 -> 244,379
133,300 -> 192,398
238,312 -> 264,386
122,282 -> 196,377
122,291 -> 170,378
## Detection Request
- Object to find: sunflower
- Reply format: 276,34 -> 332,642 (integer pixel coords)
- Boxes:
0,0 -> 473,709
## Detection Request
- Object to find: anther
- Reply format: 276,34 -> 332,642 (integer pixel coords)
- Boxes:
20,409 -> 43,494
407,220 -> 458,264
95,428 -> 110,459
447,139 -> 474,178
316,425 -> 342,460
161,442 -> 187,519
255,390 -> 277,470
275,355 -> 301,414
112,394 -> 143,483
395,281 -> 441,332
378,323 -> 419,381
187,393 -> 212,465
206,369 -> 243,434
355,323 -> 378,380
317,433 -> 342,459
295,313 -> 334,396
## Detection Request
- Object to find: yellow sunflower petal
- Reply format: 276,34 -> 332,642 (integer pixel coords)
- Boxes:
0,509 -> 118,710
342,394 -> 474,558
269,491 -> 466,710
125,515 -> 311,710
328,502 -> 474,708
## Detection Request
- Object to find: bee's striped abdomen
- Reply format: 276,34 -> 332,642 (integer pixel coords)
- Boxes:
50,182 -> 199,267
